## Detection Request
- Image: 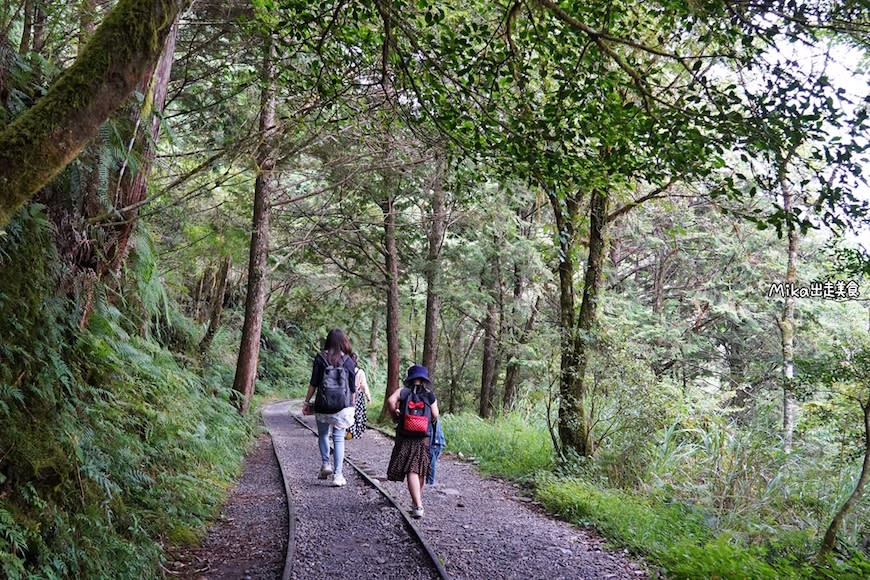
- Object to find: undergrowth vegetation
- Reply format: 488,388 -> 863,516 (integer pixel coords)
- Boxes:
0,210 -> 252,579
254,324 -> 319,403
441,412 -> 554,481
444,404 -> 870,579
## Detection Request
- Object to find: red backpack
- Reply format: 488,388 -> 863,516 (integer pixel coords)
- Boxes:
399,385 -> 432,437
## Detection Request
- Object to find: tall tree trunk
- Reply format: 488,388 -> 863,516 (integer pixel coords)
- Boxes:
548,187 -> 580,456
818,399 -> 870,559
479,289 -> 497,418
502,260 -> 527,411
552,187 -> 609,458
0,0 -> 192,228
422,157 -> 446,377
378,192 -> 401,422
199,255 -> 231,357
443,319 -> 458,414
779,182 -> 798,453
232,36 -> 276,415
28,1 -> 45,80
195,265 -> 215,322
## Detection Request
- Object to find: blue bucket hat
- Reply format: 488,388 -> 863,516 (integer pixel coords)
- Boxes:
404,364 -> 431,385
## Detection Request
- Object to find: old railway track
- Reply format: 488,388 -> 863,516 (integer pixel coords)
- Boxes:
264,401 -> 449,580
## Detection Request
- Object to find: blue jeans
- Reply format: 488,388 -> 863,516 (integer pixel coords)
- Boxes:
316,420 -> 346,476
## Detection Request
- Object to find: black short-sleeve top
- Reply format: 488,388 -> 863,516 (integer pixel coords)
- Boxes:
309,352 -> 357,391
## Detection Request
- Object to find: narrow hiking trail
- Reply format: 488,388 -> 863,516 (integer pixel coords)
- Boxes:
167,400 -> 650,579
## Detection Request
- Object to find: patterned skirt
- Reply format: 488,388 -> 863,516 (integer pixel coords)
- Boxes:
387,435 -> 431,482
347,395 -> 367,439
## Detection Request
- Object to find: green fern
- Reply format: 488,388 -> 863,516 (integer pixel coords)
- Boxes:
0,208 -> 252,577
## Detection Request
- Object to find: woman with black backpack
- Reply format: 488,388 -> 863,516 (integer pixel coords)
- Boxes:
302,328 -> 357,487
386,364 -> 440,518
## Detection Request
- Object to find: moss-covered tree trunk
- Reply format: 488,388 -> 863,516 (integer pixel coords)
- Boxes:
548,187 -> 582,456
199,254 -> 231,358
0,0 -> 192,228
550,186 -> 609,458
78,0 -> 97,57
105,17 -> 180,278
567,188 -> 609,456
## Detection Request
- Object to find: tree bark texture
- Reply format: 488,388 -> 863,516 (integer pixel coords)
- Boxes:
479,292 -> 497,419
18,0 -> 33,55
548,188 -> 581,456
232,36 -> 276,416
194,265 -> 215,322
378,193 -> 401,422
0,0 -> 192,228
78,0 -> 98,57
22,1 -> 46,81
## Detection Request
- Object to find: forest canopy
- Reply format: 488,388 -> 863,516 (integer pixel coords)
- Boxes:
1,0 -> 870,577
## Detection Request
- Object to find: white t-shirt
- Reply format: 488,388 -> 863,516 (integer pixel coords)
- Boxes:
355,368 -> 370,401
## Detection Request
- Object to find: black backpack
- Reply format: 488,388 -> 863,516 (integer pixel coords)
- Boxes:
314,352 -> 353,413
398,385 -> 432,438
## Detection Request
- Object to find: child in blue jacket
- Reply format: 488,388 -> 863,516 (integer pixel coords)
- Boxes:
427,418 -> 446,485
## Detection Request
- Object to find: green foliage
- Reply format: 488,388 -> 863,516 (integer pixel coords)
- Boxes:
256,323 -> 319,398
0,209 -> 252,578
536,474 -> 798,579
443,412 -> 554,481
817,551 -> 870,579
113,225 -> 204,356
0,204 -> 73,409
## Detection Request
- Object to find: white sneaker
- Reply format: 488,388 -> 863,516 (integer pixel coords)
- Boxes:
318,463 -> 333,479
332,474 -> 347,487
410,506 -> 424,519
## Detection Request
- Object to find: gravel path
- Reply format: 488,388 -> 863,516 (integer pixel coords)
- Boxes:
166,401 -> 650,579
264,401 -> 440,580
163,433 -> 287,579
275,401 -> 648,580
